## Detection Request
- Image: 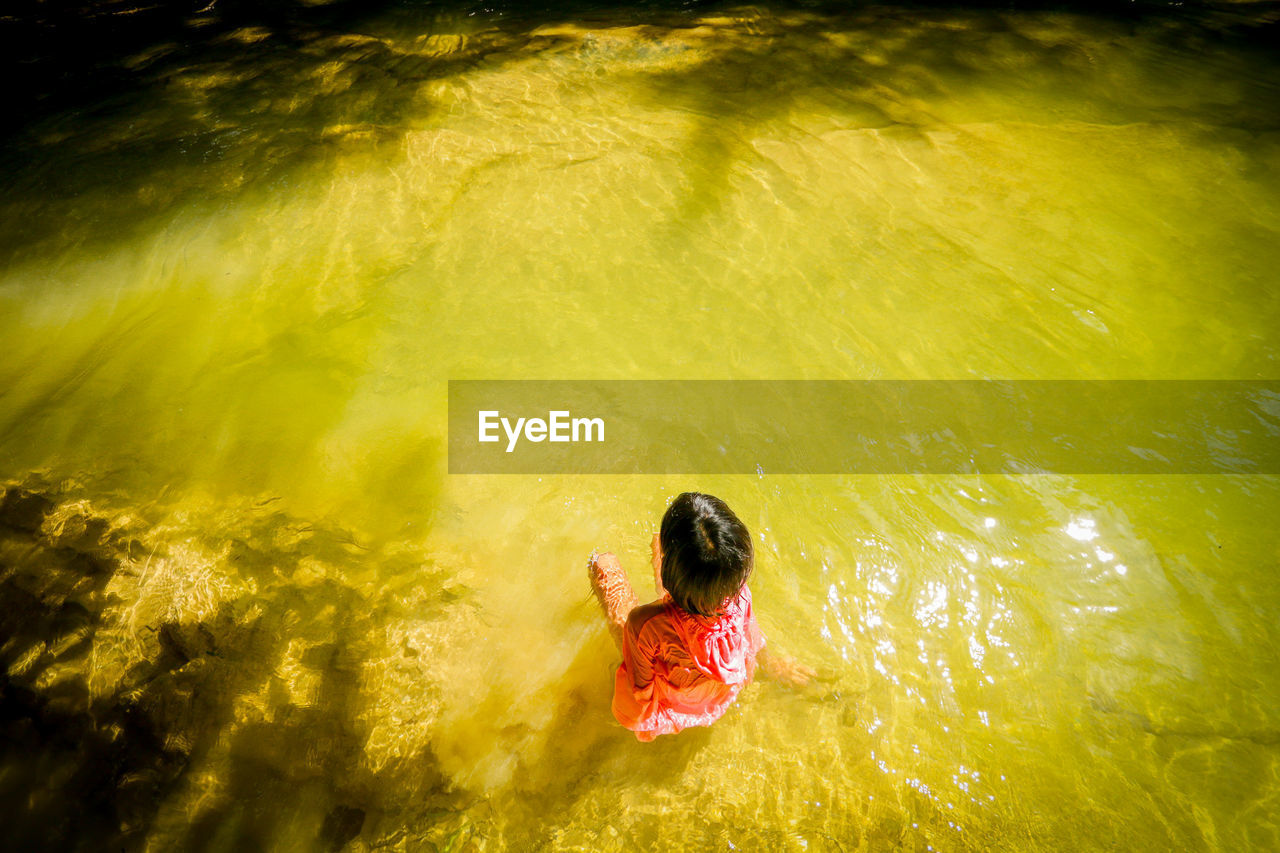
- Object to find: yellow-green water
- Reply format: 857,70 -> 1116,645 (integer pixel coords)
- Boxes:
2,3 -> 1279,850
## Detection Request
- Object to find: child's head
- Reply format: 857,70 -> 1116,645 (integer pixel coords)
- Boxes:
659,492 -> 754,617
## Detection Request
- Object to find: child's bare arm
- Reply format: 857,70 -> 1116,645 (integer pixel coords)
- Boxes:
650,533 -> 667,598
589,551 -> 638,652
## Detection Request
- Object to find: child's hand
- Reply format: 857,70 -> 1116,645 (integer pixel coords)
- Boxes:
589,550 -> 622,577
760,650 -> 817,688
650,533 -> 666,597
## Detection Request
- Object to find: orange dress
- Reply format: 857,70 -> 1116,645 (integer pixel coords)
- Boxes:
612,586 -> 765,741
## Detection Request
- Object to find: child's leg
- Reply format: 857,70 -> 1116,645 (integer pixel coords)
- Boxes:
588,551 -> 638,652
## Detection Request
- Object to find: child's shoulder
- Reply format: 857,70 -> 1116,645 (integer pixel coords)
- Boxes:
625,598 -> 671,637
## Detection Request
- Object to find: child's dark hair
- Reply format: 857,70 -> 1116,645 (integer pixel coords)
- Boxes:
660,492 -> 754,617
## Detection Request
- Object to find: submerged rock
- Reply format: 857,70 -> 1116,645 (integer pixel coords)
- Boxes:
0,476 -> 477,851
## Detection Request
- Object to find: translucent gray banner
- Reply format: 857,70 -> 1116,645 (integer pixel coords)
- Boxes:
447,381 -> 1280,474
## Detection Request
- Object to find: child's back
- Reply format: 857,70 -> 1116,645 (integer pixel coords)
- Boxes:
590,492 -> 765,741
612,583 -> 763,741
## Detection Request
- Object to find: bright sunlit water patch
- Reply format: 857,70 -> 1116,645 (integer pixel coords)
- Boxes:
1,2 -> 1279,850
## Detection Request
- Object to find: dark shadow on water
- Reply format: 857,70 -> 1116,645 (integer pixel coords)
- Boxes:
611,4 -> 1280,242
0,3 -> 491,268
0,478 -> 461,851
0,0 -> 744,267
0,486 -> 179,851
0,0 -> 1276,270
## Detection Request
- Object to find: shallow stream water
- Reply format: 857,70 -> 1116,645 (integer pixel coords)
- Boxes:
1,1 -> 1279,850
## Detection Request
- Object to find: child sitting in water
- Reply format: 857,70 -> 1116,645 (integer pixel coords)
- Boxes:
589,492 -> 810,741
